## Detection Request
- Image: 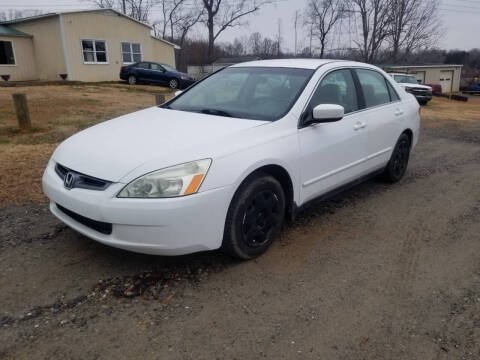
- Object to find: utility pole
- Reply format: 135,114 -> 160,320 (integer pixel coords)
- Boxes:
293,10 -> 299,56
122,0 -> 126,14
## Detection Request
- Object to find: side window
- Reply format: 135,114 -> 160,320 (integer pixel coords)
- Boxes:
386,80 -> 400,101
135,62 -> 149,69
0,40 -> 15,65
150,63 -> 163,71
356,69 -> 391,108
309,69 -> 358,114
81,39 -> 107,63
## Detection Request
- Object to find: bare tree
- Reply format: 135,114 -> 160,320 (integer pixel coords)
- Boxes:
201,0 -> 270,61
249,32 -> 263,55
173,6 -> 204,47
0,9 -> 43,21
388,0 -> 441,62
304,0 -> 347,58
88,0 -> 156,22
349,0 -> 392,63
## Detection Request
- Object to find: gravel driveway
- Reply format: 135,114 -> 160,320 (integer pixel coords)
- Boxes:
1,114 -> 480,359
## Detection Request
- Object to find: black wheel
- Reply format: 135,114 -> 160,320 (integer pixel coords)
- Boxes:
222,173 -> 285,259
169,78 -> 179,89
382,133 -> 411,183
128,75 -> 136,85
418,100 -> 428,105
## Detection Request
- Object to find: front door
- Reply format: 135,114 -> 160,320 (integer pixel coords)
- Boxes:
298,68 -> 369,204
150,63 -> 167,84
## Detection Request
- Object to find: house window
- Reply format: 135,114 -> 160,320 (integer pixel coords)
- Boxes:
82,39 -> 108,64
0,40 -> 15,65
121,42 -> 142,63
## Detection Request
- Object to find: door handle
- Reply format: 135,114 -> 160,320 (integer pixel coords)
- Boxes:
354,121 -> 366,130
395,109 -> 404,116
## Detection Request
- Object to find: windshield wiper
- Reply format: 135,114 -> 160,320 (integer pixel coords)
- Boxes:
199,108 -> 233,118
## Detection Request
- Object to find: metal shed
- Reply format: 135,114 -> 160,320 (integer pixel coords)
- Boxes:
382,64 -> 463,93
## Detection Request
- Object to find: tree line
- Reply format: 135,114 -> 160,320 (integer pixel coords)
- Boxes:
3,0 -> 479,73
86,0 -> 445,67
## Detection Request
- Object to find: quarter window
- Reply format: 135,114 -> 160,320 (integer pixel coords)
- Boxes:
356,69 -> 391,108
386,81 -> 400,101
309,69 -> 358,114
82,39 -> 107,63
0,40 -> 15,65
121,42 -> 142,63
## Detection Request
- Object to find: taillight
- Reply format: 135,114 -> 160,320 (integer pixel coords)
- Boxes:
120,67 -> 125,72
418,107 -> 421,115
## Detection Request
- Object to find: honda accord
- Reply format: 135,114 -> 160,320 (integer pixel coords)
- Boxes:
43,59 -> 420,259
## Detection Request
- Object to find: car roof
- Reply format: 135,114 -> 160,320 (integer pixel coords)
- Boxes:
389,73 -> 415,76
230,59 -> 376,70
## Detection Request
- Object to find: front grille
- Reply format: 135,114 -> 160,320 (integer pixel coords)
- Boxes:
55,163 -> 111,191
410,88 -> 431,96
56,204 -> 112,235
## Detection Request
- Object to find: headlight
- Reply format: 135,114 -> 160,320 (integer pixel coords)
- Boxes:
404,87 -> 413,93
118,159 -> 211,198
181,75 -> 190,80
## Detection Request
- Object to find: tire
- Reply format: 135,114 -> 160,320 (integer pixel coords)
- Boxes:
382,133 -> 411,183
169,78 -> 179,89
222,173 -> 286,260
418,100 -> 428,105
128,75 -> 136,85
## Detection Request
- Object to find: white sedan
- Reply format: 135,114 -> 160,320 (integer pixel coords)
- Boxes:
42,59 -> 420,259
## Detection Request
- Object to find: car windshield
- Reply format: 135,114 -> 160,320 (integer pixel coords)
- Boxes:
394,75 -> 418,84
165,67 -> 314,121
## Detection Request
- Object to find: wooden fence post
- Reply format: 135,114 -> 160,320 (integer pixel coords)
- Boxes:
155,94 -> 166,105
12,93 -> 31,131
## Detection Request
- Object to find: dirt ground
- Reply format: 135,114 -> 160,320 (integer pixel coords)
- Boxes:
1,94 -> 480,359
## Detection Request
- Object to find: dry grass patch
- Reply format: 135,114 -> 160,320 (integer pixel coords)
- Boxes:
0,144 -> 56,204
422,96 -> 480,125
0,84 -> 173,205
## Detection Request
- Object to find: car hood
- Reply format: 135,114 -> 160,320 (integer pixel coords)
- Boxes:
398,83 -> 432,90
52,107 -> 268,182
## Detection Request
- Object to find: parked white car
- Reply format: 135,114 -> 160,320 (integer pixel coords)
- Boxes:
43,59 -> 420,259
389,73 -> 433,105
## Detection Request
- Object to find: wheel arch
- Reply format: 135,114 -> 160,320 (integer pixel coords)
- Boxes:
231,163 -> 296,221
402,128 -> 413,148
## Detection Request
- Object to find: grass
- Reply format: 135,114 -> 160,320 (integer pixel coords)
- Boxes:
0,83 -> 173,205
0,91 -> 478,206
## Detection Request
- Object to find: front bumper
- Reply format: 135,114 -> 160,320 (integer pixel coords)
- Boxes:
413,94 -> 432,103
42,161 -> 232,255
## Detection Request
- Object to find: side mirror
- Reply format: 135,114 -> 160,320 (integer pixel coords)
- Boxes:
174,90 -> 183,97
310,104 -> 344,124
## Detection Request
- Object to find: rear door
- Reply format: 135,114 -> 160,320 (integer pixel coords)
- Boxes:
353,68 -> 404,171
134,62 -> 151,81
298,68 -> 369,204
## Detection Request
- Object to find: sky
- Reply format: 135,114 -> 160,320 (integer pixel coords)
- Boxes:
1,0 -> 478,52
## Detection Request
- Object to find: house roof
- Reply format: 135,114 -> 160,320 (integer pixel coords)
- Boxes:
0,8 -> 179,48
0,8 -> 152,28
150,35 -> 181,50
0,24 -> 32,38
